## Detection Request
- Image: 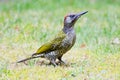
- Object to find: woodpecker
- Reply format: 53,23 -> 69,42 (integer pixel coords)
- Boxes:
17,11 -> 88,66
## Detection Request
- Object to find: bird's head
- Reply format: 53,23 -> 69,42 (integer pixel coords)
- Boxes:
64,11 -> 88,27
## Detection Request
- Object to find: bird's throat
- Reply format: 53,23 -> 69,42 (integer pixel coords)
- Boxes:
62,26 -> 74,34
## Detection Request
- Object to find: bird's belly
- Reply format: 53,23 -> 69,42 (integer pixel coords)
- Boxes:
44,40 -> 76,61
60,35 -> 76,54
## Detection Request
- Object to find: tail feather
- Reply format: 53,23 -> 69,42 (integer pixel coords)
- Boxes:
17,53 -> 44,63
32,53 -> 39,57
17,57 -> 34,63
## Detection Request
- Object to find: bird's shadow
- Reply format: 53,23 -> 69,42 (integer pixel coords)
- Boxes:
16,60 -> 71,67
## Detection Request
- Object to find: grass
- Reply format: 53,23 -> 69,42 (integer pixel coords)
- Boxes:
0,0 -> 120,80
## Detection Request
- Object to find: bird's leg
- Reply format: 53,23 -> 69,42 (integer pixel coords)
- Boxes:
58,57 -> 66,65
50,59 -> 57,67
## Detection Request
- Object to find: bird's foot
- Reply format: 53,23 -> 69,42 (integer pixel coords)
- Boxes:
48,61 -> 57,67
57,60 -> 67,66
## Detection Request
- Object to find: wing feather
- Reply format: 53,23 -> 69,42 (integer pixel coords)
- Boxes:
35,31 -> 66,54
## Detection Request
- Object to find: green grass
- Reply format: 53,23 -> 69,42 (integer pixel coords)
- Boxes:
0,0 -> 120,80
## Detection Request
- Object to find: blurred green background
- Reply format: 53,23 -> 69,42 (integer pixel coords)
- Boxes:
0,0 -> 120,80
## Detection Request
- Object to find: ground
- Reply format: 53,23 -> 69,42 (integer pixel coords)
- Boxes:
0,0 -> 120,80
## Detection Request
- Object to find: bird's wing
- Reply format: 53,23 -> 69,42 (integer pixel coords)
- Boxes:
35,31 -> 66,54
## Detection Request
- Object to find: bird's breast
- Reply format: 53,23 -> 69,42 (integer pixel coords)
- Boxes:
61,30 -> 76,52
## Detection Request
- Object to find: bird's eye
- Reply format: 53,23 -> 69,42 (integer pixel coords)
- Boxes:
70,15 -> 75,18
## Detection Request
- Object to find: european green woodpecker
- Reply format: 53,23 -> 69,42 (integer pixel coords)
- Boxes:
17,11 -> 88,66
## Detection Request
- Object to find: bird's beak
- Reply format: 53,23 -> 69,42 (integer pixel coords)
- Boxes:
75,11 -> 88,20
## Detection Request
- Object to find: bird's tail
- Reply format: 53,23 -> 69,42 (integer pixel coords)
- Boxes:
17,53 -> 44,63
17,57 -> 34,63
32,53 -> 39,57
